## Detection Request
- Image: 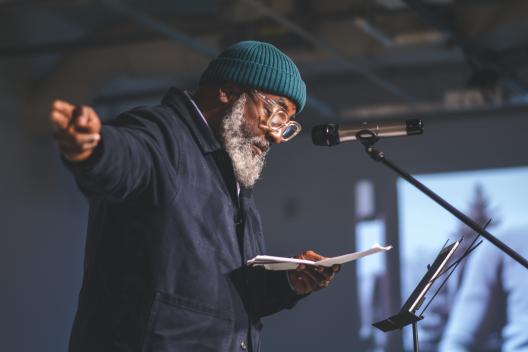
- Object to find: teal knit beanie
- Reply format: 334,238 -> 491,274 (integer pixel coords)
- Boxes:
199,40 -> 307,113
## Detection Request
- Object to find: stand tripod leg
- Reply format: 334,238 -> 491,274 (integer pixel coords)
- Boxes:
412,322 -> 419,352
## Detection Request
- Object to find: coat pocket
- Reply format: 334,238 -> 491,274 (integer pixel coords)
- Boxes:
142,291 -> 232,352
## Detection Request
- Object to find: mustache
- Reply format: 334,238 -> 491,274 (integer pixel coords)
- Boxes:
251,138 -> 270,154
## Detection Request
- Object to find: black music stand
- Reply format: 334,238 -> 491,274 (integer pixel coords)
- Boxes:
372,240 -> 461,352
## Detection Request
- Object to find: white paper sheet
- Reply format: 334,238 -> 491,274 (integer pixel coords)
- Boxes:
247,243 -> 393,271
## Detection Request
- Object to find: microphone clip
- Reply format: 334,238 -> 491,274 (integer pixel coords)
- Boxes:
357,129 -> 384,161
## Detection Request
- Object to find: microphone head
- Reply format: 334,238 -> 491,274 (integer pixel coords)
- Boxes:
312,124 -> 340,146
406,119 -> 424,135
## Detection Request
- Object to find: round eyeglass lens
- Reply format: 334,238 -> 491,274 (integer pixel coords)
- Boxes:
269,112 -> 288,129
282,124 -> 299,139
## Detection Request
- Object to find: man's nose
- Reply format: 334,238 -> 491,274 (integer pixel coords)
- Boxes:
259,122 -> 282,144
266,129 -> 282,144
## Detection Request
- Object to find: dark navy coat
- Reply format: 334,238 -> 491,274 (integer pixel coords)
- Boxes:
66,88 -> 302,352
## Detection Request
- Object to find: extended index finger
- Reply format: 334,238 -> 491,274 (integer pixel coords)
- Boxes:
52,99 -> 75,116
50,110 -> 71,130
50,99 -> 77,130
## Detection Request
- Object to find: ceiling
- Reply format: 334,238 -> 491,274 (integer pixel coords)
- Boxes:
3,0 -> 528,128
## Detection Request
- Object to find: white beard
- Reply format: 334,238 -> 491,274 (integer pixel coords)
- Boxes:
221,93 -> 269,189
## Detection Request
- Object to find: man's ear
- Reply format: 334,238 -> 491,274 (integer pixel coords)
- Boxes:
218,87 -> 230,104
218,83 -> 242,105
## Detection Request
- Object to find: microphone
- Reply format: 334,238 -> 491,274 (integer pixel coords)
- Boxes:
312,119 -> 423,146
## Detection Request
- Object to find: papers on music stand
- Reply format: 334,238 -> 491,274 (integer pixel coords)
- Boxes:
247,243 -> 393,271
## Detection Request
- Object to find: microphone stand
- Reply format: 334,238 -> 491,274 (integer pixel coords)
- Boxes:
357,130 -> 528,269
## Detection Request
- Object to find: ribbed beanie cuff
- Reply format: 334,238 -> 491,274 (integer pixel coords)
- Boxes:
199,41 -> 306,113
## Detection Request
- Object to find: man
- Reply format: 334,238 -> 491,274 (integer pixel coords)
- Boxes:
50,40 -> 339,352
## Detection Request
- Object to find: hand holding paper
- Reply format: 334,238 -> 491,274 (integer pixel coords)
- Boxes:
288,250 -> 341,295
247,243 -> 393,271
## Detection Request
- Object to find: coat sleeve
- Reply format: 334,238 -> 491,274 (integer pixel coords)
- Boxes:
244,266 -> 308,319
237,197 -> 309,319
64,106 -> 180,204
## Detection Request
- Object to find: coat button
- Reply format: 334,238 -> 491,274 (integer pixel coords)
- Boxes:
234,215 -> 243,225
240,341 -> 247,350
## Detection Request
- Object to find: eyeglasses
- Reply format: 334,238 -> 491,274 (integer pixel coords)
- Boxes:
252,90 -> 302,142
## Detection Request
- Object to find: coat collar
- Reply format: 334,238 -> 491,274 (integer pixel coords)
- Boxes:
162,87 -> 254,197
161,87 -> 222,154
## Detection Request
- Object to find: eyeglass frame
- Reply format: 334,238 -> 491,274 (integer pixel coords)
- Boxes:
250,90 -> 302,142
